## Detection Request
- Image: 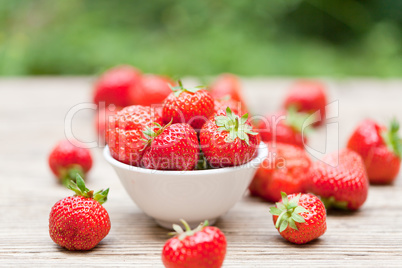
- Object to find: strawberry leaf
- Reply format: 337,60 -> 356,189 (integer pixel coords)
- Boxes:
169,80 -> 204,97
67,174 -> 109,205
382,118 -> 402,158
269,207 -> 282,216
291,213 -> 305,223
279,220 -> 288,233
269,192 -> 309,233
214,107 -> 257,145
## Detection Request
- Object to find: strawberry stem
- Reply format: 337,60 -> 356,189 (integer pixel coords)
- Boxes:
170,219 -> 209,240
60,165 -> 85,187
215,107 -> 258,145
382,118 -> 402,158
286,105 -> 312,134
169,80 -> 205,97
269,192 -> 309,233
141,119 -> 173,151
67,174 -> 109,205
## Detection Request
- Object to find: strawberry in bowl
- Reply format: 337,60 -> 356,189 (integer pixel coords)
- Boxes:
200,107 -> 260,168
104,105 -> 266,229
162,81 -> 214,132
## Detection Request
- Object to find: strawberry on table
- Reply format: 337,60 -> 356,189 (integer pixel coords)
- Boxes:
141,122 -> 199,171
200,107 -> 260,168
269,192 -> 327,244
48,140 -> 93,185
209,73 -> 248,111
93,65 -> 142,107
283,80 -> 327,127
107,105 -> 162,166
347,119 -> 402,184
131,74 -> 174,106
308,149 -> 369,210
162,81 -> 214,131
162,220 -> 227,268
249,142 -> 312,202
255,108 -> 309,148
49,175 -> 111,251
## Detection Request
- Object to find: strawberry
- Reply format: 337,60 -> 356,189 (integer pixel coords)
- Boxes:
213,96 -> 247,115
95,105 -> 122,144
249,143 -> 312,202
283,80 -> 327,127
93,65 -> 142,107
162,81 -> 214,131
162,220 -> 227,268
347,119 -> 402,184
107,105 -> 162,166
48,140 -> 93,185
308,149 -> 369,210
49,175 -> 111,250
269,192 -> 326,244
209,73 -> 248,110
200,107 -> 260,168
141,122 -> 199,170
131,74 -> 174,106
255,108 -> 309,148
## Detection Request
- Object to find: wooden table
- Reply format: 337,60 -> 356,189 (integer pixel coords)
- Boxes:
1,77 -> 402,267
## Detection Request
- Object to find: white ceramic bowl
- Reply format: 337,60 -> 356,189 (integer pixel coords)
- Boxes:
103,143 -> 268,229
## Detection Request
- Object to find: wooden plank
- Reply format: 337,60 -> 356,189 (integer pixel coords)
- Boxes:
0,77 -> 402,267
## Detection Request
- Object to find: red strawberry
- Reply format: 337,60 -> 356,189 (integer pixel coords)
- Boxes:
209,73 -> 247,110
255,109 -> 309,148
48,140 -> 93,185
107,105 -> 162,166
347,119 -> 402,184
95,105 -> 122,144
213,96 -> 247,115
308,149 -> 369,210
131,74 -> 174,106
162,81 -> 214,131
249,143 -> 312,202
49,175 -> 111,250
141,122 -> 199,170
269,192 -> 326,244
200,107 -> 260,168
283,80 -> 327,127
93,65 -> 142,107
162,220 -> 227,268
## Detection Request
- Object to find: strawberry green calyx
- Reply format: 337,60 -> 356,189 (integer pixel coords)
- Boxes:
169,80 -> 205,97
215,107 -> 258,145
67,174 -> 109,205
320,196 -> 348,210
141,119 -> 173,150
60,165 -> 85,187
382,119 -> 402,158
286,106 -> 312,134
269,192 -> 309,233
169,219 -> 209,240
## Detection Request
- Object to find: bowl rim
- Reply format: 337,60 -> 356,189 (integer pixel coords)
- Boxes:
103,142 -> 268,175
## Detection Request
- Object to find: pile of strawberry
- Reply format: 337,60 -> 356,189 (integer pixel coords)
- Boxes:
46,66 -> 402,267
250,80 -> 402,244
95,67 -> 260,171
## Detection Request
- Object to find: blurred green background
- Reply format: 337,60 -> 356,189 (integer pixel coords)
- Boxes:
0,0 -> 401,77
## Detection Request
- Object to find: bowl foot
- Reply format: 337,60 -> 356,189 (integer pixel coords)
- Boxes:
155,218 -> 218,230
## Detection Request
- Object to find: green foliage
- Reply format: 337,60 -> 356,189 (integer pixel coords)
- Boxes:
0,0 -> 401,76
